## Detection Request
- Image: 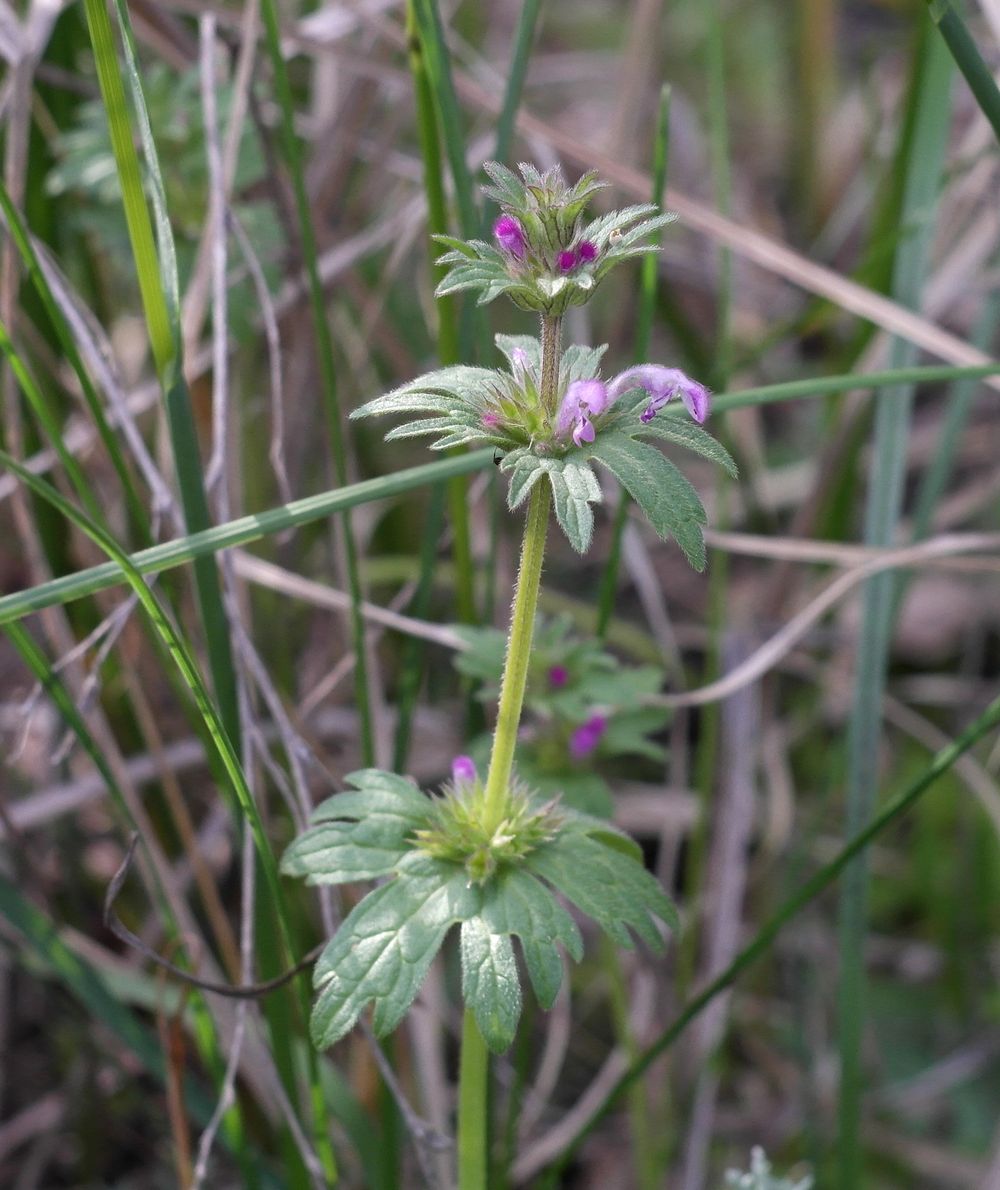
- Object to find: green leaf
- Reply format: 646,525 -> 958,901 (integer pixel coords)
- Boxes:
351,365 -> 492,420
460,916 -> 522,1052
495,333 -> 541,373
587,433 -> 707,570
281,819 -> 411,885
529,832 -> 677,951
502,449 -> 548,511
310,769 -> 430,823
559,342 -> 607,386
549,458 -> 602,554
500,452 -> 601,551
478,867 -> 583,1010
283,770 -> 430,884
599,707 -> 670,762
633,419 -> 738,478
310,856 -> 479,1048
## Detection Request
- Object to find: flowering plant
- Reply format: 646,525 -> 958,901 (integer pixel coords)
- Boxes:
282,159 -> 735,1187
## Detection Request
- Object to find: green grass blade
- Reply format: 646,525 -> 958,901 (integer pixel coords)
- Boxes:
83,0 -> 240,745
927,0 -> 1000,144
411,0 -> 479,238
492,0 -> 544,168
836,23 -> 952,1185
0,449 -> 492,624
0,317 -> 101,519
596,84 -> 671,641
258,0 -> 373,779
0,447 -> 322,1181
81,0 -> 173,377
0,184 -> 151,536
406,0 -> 475,625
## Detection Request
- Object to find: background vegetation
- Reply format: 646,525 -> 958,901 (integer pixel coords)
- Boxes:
0,0 -> 998,1186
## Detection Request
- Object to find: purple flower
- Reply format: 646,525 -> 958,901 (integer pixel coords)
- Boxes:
569,714 -> 607,760
555,378 -> 611,447
557,249 -> 578,273
607,365 -> 710,425
494,214 -> 527,260
578,240 -> 598,263
548,664 -> 569,688
452,755 -> 478,784
482,411 -> 501,429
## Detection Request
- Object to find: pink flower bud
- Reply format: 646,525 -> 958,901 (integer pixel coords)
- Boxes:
557,249 -> 578,273
578,240 -> 598,262
548,665 -> 569,688
494,214 -> 527,260
452,755 -> 477,784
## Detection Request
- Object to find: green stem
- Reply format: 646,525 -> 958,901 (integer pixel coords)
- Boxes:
458,315 -> 560,1185
482,315 -> 561,828
483,479 -> 551,830
457,1008 -> 490,1190
538,315 -> 562,419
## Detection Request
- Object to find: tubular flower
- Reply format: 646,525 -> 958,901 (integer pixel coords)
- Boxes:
494,214 -> 528,260
555,379 -> 611,447
607,365 -> 710,425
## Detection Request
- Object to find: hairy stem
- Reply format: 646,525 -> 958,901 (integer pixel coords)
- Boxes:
482,315 -> 560,828
539,314 -> 563,419
457,315 -> 560,1188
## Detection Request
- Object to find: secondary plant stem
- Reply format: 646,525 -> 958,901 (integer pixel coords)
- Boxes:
482,315 -> 560,829
457,315 -> 560,1188
457,1008 -> 490,1190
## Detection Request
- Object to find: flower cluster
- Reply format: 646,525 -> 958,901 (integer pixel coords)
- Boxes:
352,331 -> 733,558
434,161 -> 675,315
553,365 -> 709,447
281,765 -> 676,1053
411,757 -> 562,884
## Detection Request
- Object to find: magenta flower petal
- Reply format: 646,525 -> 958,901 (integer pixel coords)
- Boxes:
572,418 -> 596,447
548,665 -> 569,688
494,214 -> 527,260
569,713 -> 608,759
607,364 -> 710,425
578,240 -> 598,262
557,249 -> 578,273
452,755 -> 478,784
556,378 -> 610,443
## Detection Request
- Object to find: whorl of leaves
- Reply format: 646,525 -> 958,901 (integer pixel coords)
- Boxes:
351,334 -> 735,562
281,769 -> 677,1053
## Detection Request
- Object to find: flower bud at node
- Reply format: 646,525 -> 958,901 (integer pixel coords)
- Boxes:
494,214 -> 528,260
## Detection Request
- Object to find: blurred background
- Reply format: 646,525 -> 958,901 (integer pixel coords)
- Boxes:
0,0 -> 999,1186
